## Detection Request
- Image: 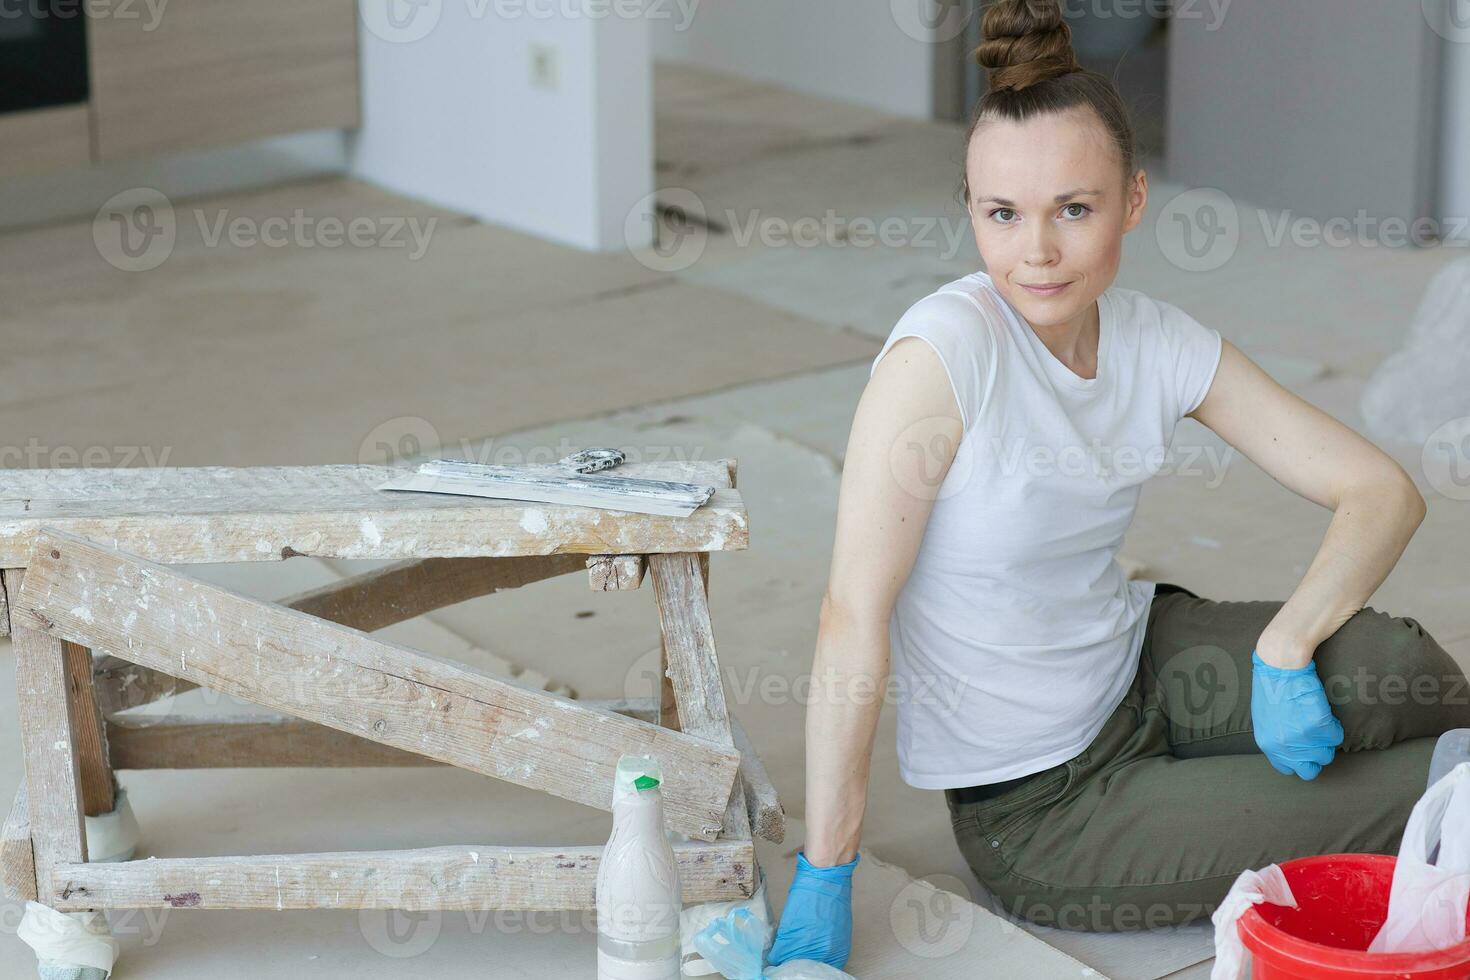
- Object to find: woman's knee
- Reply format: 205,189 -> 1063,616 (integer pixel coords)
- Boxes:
1317,608 -> 1470,744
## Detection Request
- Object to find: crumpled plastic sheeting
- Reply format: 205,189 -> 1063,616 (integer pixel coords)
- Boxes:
1361,256 -> 1470,446
681,866 -> 773,975
1209,865 -> 1297,980
16,901 -> 119,980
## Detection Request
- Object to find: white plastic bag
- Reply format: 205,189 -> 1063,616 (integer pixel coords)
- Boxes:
1360,255 -> 1470,446
1209,865 -> 1297,980
16,901 -> 120,978
764,961 -> 855,979
680,867 -> 772,976
1368,761 -> 1470,953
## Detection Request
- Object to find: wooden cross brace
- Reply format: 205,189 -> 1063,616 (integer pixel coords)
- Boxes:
2,523 -> 775,913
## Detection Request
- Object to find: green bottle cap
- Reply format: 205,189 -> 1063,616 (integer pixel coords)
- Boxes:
634,775 -> 660,791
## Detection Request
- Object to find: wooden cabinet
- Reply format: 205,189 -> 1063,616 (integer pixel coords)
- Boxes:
0,105 -> 92,178
87,0 -> 359,162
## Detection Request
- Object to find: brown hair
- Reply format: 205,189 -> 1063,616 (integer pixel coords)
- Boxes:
961,0 -> 1137,205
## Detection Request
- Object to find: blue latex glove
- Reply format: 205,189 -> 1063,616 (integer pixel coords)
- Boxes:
767,850 -> 860,968
1251,650 -> 1345,780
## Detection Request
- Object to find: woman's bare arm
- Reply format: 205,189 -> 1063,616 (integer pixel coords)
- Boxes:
1190,340 -> 1427,670
802,337 -> 965,866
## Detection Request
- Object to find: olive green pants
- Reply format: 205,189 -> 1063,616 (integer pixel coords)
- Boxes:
945,584 -> 1470,932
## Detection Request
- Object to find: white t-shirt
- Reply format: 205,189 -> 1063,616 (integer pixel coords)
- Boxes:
868,270 -> 1223,789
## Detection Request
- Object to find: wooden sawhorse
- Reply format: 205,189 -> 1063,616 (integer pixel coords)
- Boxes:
0,459 -> 782,973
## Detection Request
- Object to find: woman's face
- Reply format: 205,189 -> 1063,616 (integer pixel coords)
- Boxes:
965,107 -> 1146,333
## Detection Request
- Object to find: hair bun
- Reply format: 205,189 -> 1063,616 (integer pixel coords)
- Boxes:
975,0 -> 1081,93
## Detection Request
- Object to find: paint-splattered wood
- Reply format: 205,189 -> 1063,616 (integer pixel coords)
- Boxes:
648,552 -> 752,844
92,552 -> 587,715
1,783 -> 36,903
587,554 -> 646,590
0,461 -> 746,566
5,568 -> 89,902
16,530 -> 742,841
49,838 -> 755,912
63,640 -> 115,816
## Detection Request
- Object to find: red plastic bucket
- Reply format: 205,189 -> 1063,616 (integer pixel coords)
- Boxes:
1238,854 -> 1470,979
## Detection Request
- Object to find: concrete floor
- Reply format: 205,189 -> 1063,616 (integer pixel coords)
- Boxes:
2,63 -> 1468,978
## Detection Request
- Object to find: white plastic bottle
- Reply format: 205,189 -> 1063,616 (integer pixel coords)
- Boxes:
597,754 -> 683,980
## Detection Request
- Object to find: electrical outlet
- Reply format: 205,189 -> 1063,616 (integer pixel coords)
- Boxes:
529,43 -> 559,92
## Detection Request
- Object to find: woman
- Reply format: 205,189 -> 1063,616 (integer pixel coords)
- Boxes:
766,0 -> 1470,967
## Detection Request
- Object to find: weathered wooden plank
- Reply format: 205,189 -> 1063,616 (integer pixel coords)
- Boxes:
648,552 -> 751,844
109,698 -> 654,769
587,554 -> 646,591
291,553 -> 588,633
1,783 -> 36,903
5,568 -> 88,900
109,698 -> 640,768
108,715 -> 439,769
50,838 -> 755,912
93,655 -> 193,716
731,718 -> 785,845
92,553 -> 586,714
17,530 -> 740,841
104,699 -> 784,842
0,566 -> 9,637
0,462 -> 746,566
63,641 -> 116,816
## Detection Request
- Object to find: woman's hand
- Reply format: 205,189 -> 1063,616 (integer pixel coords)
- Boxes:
768,851 -> 860,968
1250,650 -> 1344,779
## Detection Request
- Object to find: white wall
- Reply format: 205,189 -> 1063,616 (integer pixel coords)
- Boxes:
351,1 -> 652,252
651,0 -> 940,120
1441,30 -> 1470,243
